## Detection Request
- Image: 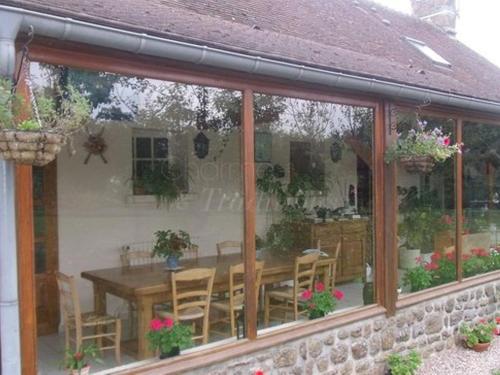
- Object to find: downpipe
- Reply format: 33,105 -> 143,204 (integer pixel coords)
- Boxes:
0,12 -> 22,375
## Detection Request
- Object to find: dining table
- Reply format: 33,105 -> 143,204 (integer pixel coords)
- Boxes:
81,251 -> 337,359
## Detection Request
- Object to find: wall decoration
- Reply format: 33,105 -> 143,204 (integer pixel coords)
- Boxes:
83,125 -> 108,164
254,131 -> 272,162
193,131 -> 209,159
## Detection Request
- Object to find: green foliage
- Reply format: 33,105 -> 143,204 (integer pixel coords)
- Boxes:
152,229 -> 193,259
460,320 -> 496,347
146,319 -> 193,355
402,265 -> 432,292
0,78 -> 91,135
61,344 -> 101,371
264,223 -> 295,254
398,187 -> 449,252
141,162 -> 184,207
387,351 -> 422,375
385,120 -> 460,163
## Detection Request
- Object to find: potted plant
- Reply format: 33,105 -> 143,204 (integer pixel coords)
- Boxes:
385,119 -> 461,174
299,282 -> 344,319
460,320 -> 496,352
61,345 -> 100,375
141,162 -> 184,207
0,77 -> 90,166
152,229 -> 193,269
402,262 -> 433,292
146,317 -> 192,359
386,350 -> 422,375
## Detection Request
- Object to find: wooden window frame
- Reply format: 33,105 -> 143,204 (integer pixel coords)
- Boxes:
12,38 -> 500,375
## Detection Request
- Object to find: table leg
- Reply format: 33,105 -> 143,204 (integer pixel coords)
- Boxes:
137,295 -> 154,359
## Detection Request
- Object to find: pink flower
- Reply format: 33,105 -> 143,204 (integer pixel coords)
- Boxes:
415,256 -> 423,265
446,251 -> 455,261
315,282 -> 325,293
255,370 -> 264,375
496,317 -> 500,324
431,252 -> 442,262
301,289 -> 313,301
150,318 -> 164,331
443,137 -> 451,146
164,318 -> 174,328
425,262 -> 439,271
333,289 -> 344,300
472,248 -> 488,257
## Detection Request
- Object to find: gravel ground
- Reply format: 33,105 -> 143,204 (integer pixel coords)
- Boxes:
417,338 -> 500,375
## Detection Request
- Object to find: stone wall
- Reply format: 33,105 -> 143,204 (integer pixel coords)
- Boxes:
189,281 -> 500,375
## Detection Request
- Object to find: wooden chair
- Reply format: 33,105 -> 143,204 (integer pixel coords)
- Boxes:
216,241 -> 242,257
212,261 -> 264,337
320,241 -> 342,291
120,242 -> 162,267
264,253 -> 319,326
56,272 -> 121,363
157,268 -> 216,344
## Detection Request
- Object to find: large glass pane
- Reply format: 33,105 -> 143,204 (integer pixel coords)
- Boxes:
254,93 -> 375,335
463,122 -> 500,278
396,114 -> 457,295
31,63 -> 244,373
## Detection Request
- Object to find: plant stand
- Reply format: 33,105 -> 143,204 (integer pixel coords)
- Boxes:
0,130 -> 65,166
399,156 -> 435,174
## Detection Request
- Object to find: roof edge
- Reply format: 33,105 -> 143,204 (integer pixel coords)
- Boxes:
2,4 -> 500,115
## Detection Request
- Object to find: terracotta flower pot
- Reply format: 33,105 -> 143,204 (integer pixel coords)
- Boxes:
399,155 -> 435,174
70,365 -> 90,375
0,130 -> 65,166
470,342 -> 491,352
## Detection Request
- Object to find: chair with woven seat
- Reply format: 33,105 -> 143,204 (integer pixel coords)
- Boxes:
216,241 -> 242,257
157,268 -> 216,344
56,271 -> 121,364
264,253 -> 319,326
212,261 -> 264,337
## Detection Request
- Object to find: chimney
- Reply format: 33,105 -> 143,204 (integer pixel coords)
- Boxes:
411,0 -> 457,36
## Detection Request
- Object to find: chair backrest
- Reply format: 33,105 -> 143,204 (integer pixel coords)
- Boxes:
55,272 -> 82,330
228,261 -> 264,308
329,242 -> 341,290
183,244 -> 199,260
171,268 -> 216,321
216,241 -> 242,257
120,241 -> 162,266
293,253 -> 319,295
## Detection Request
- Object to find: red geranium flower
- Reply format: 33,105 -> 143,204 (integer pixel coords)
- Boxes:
462,254 -> 471,261
446,251 -> 455,261
255,370 -> 264,375
333,289 -> 344,300
415,256 -> 423,264
74,352 -> 83,361
150,318 -> 164,331
425,262 -> 439,271
496,317 -> 500,324
164,318 -> 174,328
315,282 -> 325,293
301,289 -> 313,301
431,252 -> 442,262
443,137 -> 451,146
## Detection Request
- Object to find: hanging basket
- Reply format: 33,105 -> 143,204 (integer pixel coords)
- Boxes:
399,155 -> 435,174
0,129 -> 65,166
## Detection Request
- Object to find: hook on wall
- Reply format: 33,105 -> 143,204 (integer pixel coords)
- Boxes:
12,24 -> 35,91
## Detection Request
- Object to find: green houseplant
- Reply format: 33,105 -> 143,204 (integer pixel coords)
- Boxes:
152,229 -> 193,269
141,162 -> 184,207
61,345 -> 101,375
385,120 -> 461,174
0,77 -> 90,166
460,320 -> 496,352
146,317 -> 192,359
386,350 -> 422,375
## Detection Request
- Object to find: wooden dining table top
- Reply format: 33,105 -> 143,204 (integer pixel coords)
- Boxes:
81,251 -> 334,297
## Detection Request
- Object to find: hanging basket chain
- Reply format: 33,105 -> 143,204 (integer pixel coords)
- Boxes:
24,59 -> 43,130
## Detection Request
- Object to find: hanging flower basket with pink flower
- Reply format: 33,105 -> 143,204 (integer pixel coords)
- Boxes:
385,119 -> 462,174
146,318 -> 193,359
299,281 -> 344,320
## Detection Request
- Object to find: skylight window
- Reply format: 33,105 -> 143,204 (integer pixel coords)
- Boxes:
405,37 -> 452,68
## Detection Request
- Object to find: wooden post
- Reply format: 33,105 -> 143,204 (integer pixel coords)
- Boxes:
241,89 -> 257,340
456,119 -> 463,282
383,103 -> 398,316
